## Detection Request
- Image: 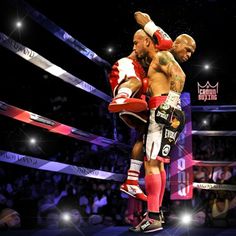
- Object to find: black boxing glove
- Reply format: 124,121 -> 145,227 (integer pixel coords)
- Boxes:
155,91 -> 185,132
155,103 -> 174,126
155,104 -> 185,132
171,109 -> 185,132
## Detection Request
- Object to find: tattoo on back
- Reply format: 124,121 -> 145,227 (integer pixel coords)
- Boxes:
159,53 -> 170,65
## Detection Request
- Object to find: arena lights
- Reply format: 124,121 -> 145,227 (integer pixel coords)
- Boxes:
15,21 -> 22,28
60,211 -> 84,234
180,213 -> 192,225
107,47 -> 114,53
29,138 -> 36,145
61,212 -> 71,222
204,64 -> 210,70
202,119 -> 208,125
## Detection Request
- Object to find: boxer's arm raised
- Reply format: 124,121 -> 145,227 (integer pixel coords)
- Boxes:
134,11 -> 173,50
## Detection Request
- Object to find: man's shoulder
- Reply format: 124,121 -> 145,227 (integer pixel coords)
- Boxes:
156,50 -> 173,58
154,51 -> 175,65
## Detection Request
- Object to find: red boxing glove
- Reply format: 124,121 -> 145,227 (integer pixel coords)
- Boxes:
144,21 -> 173,50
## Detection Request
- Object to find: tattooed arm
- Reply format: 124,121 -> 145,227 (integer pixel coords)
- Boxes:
151,51 -> 186,129
157,50 -> 186,94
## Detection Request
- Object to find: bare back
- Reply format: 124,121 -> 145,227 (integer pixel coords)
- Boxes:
147,51 -> 186,97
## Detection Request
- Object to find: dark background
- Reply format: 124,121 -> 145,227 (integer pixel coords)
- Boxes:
0,0 -> 236,158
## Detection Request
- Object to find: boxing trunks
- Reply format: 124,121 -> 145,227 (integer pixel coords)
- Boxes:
144,96 -> 183,163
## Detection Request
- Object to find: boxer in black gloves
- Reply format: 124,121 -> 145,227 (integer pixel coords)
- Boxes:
131,33 -> 196,233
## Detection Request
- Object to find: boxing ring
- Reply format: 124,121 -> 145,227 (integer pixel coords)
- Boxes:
0,0 -> 236,213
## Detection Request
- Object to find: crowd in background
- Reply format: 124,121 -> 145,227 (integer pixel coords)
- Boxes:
0,102 -> 236,230
0,137 -> 236,231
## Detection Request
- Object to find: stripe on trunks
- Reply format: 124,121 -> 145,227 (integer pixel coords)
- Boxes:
0,32 -> 111,102
0,100 -> 130,149
0,150 -> 125,182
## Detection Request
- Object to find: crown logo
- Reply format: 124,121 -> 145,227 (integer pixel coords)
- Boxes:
197,81 -> 218,101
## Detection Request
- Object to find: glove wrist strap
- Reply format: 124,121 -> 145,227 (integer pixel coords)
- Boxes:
165,90 -> 180,108
144,21 -> 159,37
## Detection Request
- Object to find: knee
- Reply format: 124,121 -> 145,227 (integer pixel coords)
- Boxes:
128,77 -> 142,91
144,160 -> 161,175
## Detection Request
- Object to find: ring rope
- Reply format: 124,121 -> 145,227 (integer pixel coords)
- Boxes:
193,160 -> 236,167
191,105 -> 236,112
2,150 -> 235,191
1,149 -> 235,192
1,102 -> 235,191
0,150 -> 125,182
193,182 -> 236,191
0,32 -> 111,102
0,100 -> 130,149
12,0 -> 111,69
192,161 -> 236,191
192,130 -> 236,136
1,4 -> 235,192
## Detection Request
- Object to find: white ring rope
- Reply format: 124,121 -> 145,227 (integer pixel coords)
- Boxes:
12,0 -> 111,69
0,150 -> 125,182
192,160 -> 236,191
192,130 -> 236,136
193,182 -> 236,191
0,32 -> 111,102
191,105 -> 236,112
191,105 -> 236,135
193,160 -> 236,167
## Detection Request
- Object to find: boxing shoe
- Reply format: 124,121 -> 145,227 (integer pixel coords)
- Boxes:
143,210 -> 165,224
160,209 -> 165,224
129,213 -> 163,233
108,96 -> 147,113
120,182 -> 147,201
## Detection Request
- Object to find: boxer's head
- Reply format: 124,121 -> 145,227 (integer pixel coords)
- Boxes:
170,34 -> 196,63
